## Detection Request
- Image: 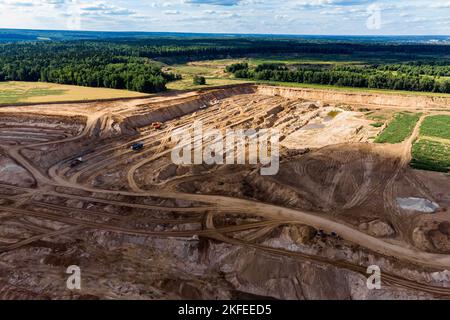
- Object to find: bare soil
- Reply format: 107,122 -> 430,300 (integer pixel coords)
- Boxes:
0,84 -> 449,300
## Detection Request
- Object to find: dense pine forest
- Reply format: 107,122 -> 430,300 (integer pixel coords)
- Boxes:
1,37 -> 450,93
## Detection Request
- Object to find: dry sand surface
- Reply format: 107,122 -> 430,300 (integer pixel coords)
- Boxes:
0,81 -> 147,104
281,107 -> 379,149
0,84 -> 449,300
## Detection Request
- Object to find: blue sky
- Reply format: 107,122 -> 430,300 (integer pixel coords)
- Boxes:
0,0 -> 449,35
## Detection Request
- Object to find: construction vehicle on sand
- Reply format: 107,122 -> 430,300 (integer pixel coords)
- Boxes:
70,157 -> 84,168
152,122 -> 163,130
131,142 -> 144,151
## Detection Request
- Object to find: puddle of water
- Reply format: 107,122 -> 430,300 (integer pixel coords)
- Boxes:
396,197 -> 440,213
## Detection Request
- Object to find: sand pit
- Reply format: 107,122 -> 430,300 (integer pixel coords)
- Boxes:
281,108 -> 380,149
0,84 -> 449,300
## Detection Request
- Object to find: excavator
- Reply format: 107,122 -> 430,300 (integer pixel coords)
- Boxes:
131,142 -> 144,151
70,157 -> 84,168
152,122 -> 163,130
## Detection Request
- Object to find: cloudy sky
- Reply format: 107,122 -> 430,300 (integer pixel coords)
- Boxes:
0,0 -> 449,35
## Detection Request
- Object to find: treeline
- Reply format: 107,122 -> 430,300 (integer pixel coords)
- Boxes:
0,59 -> 180,93
38,61 -> 181,93
375,63 -> 450,77
227,63 -> 450,94
333,63 -> 450,78
2,38 -> 450,64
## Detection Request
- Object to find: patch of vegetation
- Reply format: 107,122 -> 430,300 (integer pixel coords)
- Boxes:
420,115 -> 450,140
254,63 -> 288,72
170,65 -> 215,76
225,62 -> 249,73
411,139 -> 450,172
374,112 -> 421,143
327,110 -> 341,118
370,122 -> 384,128
193,75 -> 206,85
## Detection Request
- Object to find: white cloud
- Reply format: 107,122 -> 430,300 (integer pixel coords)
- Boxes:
0,0 -> 448,34
163,9 -> 180,15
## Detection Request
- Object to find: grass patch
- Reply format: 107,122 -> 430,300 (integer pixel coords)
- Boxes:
420,115 -> 450,140
166,60 -> 251,90
169,65 -> 218,76
411,139 -> 450,172
374,112 -> 422,144
370,122 -> 384,128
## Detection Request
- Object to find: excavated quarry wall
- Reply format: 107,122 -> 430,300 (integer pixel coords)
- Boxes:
124,85 -> 256,128
122,83 -> 449,130
0,113 -> 86,128
256,85 -> 450,109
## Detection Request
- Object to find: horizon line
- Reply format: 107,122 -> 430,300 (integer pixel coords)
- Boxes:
0,27 -> 449,38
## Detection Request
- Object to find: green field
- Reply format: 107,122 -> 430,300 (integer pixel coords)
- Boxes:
411,115 -> 450,172
374,112 -> 422,144
165,60 -> 250,90
411,139 -> 450,172
419,115 -> 450,140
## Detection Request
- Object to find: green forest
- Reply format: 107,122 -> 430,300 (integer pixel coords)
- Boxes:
1,37 -> 450,93
226,62 -> 450,94
0,43 -> 182,93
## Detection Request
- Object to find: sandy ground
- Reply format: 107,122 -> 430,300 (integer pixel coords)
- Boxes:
0,84 -> 449,300
281,107 -> 380,149
0,81 -> 147,104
